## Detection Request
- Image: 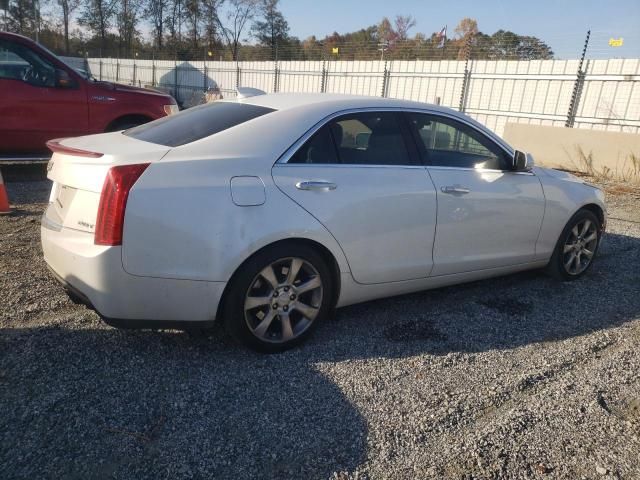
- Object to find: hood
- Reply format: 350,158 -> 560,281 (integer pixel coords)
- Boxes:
93,81 -> 174,100
534,166 -> 589,184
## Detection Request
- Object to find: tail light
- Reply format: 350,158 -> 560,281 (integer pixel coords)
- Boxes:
95,163 -> 150,246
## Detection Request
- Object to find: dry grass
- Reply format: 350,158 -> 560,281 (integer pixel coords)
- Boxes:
568,146 -> 640,184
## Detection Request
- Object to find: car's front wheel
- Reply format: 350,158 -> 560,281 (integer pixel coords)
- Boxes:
223,244 -> 334,353
546,209 -> 602,280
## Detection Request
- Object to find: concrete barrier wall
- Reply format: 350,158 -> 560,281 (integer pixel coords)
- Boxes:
503,123 -> 640,183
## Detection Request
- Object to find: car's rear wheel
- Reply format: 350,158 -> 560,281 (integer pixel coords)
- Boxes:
546,209 -> 601,281
223,244 -> 334,353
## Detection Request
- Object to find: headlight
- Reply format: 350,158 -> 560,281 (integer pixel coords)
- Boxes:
163,104 -> 179,116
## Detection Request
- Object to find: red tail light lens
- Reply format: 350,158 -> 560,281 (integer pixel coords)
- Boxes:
95,163 -> 150,246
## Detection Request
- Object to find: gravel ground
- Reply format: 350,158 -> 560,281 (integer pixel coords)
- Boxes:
1,173 -> 639,480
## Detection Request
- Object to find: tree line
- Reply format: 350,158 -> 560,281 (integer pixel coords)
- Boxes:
1,0 -> 554,61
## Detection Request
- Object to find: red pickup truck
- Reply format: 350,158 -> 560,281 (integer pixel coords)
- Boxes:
0,32 -> 178,160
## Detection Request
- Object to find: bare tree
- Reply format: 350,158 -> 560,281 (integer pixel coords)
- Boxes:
201,0 -> 224,50
183,0 -> 202,49
454,17 -> 478,59
78,0 -> 118,52
394,15 -> 416,41
116,0 -> 141,56
166,0 -> 184,45
216,0 -> 258,60
145,0 -> 168,49
6,0 -> 37,35
52,0 -> 81,54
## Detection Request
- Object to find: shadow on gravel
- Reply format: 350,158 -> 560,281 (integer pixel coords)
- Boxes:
0,324 -> 367,479
322,231 -> 640,360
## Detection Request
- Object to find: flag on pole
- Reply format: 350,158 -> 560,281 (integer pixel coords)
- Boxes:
436,26 -> 447,48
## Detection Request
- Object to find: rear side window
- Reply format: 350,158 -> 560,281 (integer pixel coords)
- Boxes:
289,125 -> 339,164
124,101 -> 275,147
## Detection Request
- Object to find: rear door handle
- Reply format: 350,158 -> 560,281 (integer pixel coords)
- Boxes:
295,181 -> 337,191
441,185 -> 471,195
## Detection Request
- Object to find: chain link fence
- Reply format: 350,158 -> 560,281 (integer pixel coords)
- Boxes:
60,32 -> 640,136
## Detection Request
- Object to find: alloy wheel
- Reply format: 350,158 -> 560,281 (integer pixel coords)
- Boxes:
562,219 -> 598,275
244,257 -> 324,344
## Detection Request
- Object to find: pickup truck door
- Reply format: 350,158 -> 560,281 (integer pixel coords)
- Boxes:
0,38 -> 88,155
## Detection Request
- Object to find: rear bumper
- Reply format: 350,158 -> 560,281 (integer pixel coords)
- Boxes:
41,210 -> 226,326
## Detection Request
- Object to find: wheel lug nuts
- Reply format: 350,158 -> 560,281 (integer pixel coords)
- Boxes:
283,305 -> 289,312
284,286 -> 290,292
290,294 -> 296,301
272,303 -> 278,309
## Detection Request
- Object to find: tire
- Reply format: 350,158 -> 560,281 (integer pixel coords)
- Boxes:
546,209 -> 601,281
223,243 -> 335,353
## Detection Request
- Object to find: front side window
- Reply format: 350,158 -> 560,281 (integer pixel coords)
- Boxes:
289,111 -> 414,166
0,39 -> 56,87
407,113 -> 509,170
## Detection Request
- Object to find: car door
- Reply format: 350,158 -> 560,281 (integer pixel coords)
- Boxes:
405,112 -> 545,276
0,38 -> 87,155
272,110 -> 437,284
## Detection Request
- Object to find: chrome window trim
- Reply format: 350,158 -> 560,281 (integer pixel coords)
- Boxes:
426,165 -> 536,176
273,163 -> 426,170
275,106 -> 515,167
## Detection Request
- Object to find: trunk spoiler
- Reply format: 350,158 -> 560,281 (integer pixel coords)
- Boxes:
47,138 -> 104,158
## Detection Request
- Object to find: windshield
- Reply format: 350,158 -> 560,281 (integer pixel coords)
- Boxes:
123,101 -> 276,147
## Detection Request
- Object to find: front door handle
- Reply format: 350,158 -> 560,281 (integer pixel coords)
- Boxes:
441,185 -> 471,195
296,181 -> 337,191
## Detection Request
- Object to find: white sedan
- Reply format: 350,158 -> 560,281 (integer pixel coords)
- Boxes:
42,92 -> 606,352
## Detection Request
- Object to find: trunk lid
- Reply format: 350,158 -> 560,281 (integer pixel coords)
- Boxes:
46,132 -> 170,234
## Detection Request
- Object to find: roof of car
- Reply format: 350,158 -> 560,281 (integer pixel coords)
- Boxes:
0,32 -> 34,43
236,92 -> 455,115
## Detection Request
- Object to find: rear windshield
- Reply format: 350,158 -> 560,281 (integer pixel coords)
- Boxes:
123,101 -> 275,147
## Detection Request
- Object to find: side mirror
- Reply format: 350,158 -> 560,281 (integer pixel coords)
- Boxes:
512,150 -> 534,171
55,69 -> 76,88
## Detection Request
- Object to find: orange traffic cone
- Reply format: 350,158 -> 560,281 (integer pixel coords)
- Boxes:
0,168 -> 11,215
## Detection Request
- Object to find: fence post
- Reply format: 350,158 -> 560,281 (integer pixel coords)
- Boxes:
116,58 -> 120,82
320,60 -> 327,93
132,60 -> 137,86
566,30 -> 591,128
273,62 -> 279,93
174,53 -> 178,99
458,44 -> 472,112
380,61 -> 392,98
99,58 -> 103,81
151,53 -> 156,86
84,51 -> 89,76
236,64 -> 241,89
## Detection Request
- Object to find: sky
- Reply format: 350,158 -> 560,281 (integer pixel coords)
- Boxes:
279,0 -> 640,58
